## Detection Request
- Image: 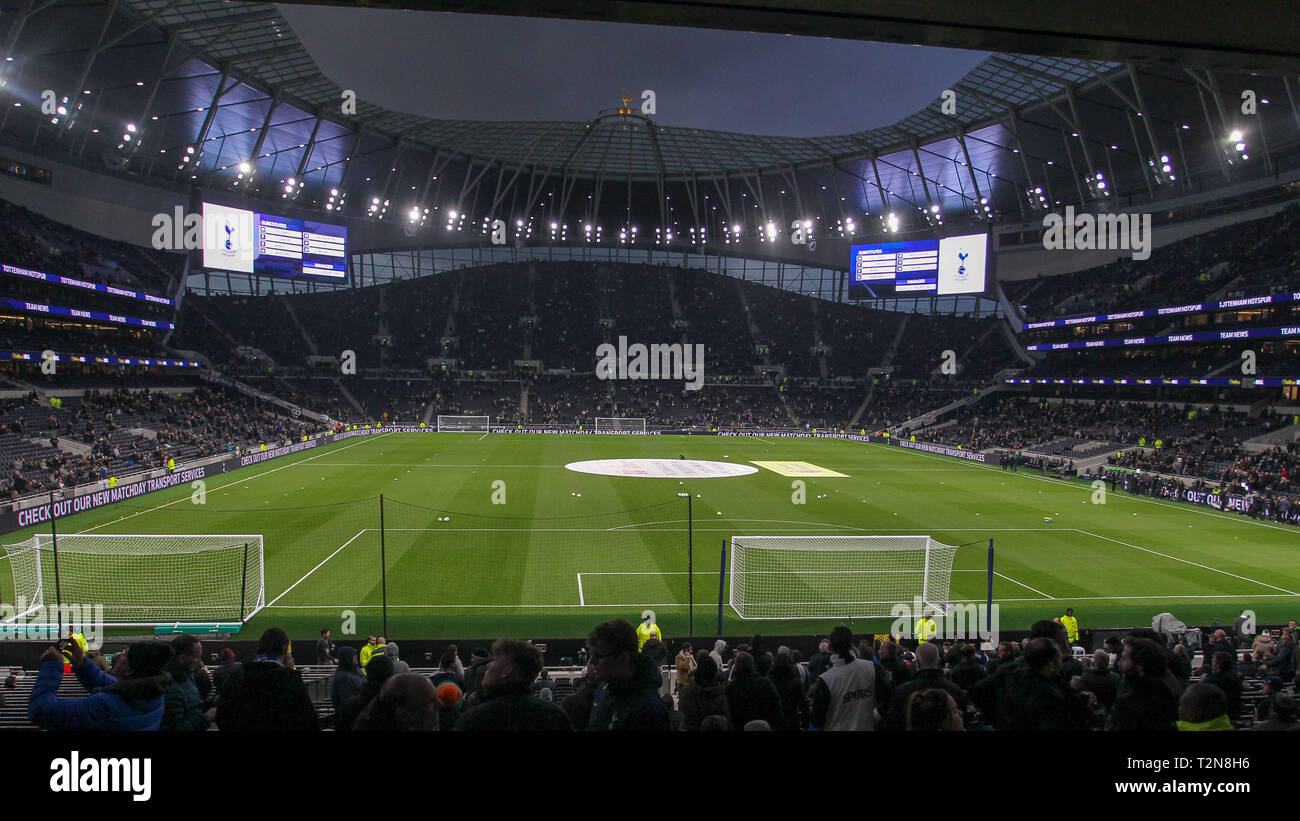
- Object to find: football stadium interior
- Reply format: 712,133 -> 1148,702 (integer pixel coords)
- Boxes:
0,0 -> 1298,736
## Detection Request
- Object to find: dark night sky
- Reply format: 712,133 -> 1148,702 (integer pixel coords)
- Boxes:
276,5 -> 990,137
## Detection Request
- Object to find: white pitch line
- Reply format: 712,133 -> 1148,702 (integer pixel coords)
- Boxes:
76,433 -> 392,535
579,569 -> 1010,576
994,571 -> 1055,600
1072,527 -> 1299,596
265,529 -> 367,607
477,431 -> 490,442
576,573 -> 585,606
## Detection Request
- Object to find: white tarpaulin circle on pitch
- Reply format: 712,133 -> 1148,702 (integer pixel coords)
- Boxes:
564,458 -> 758,479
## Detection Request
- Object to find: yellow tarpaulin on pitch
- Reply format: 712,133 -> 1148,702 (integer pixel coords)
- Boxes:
750,461 -> 848,478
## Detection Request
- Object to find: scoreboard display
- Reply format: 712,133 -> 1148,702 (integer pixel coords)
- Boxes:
850,231 -> 989,296
201,202 -> 347,282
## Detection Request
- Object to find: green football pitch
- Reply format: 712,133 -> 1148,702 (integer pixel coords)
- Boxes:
4,431 -> 1299,640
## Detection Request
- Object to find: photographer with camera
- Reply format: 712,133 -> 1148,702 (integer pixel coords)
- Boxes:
28,637 -> 173,731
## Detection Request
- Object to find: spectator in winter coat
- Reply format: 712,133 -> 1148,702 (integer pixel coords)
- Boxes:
215,627 -> 318,731
726,652 -> 783,731
641,637 -> 668,670
1203,652 -> 1243,722
808,639 -> 832,680
29,640 -> 172,731
767,652 -> 809,731
462,647 -> 492,705
161,634 -> 214,731
1114,638 -> 1179,732
999,638 -> 1092,732
876,641 -> 911,687
1261,631 -> 1296,680
948,644 -> 987,694
1078,650 -> 1120,712
585,619 -> 671,731
674,644 -> 696,688
678,651 -> 730,731
882,643 -> 969,731
749,635 -> 775,677
212,649 -> 243,697
384,641 -> 410,674
560,663 -> 598,730
335,655 -> 394,732
456,639 -> 571,731
330,647 -> 367,714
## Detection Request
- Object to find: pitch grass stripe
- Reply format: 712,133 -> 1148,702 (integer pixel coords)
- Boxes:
265,529 -> 368,607
865,440 -> 1300,535
264,592 -> 1300,610
76,433 -> 393,535
1072,527 -> 1299,596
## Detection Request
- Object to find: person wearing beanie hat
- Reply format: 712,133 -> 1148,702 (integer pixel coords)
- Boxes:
463,646 -> 492,705
335,654 -> 394,731
29,640 -> 172,731
434,682 -> 463,731
743,719 -> 771,731
212,648 -> 243,698
215,627 -> 318,731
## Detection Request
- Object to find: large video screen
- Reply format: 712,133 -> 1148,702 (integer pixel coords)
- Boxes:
201,203 -> 347,281
849,231 -> 989,296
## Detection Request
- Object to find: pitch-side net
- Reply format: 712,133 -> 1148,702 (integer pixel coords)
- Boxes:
729,535 -> 958,619
595,417 -> 647,433
1,534 -> 265,627
437,415 -> 490,432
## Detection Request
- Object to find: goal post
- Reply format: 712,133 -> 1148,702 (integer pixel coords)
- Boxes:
728,535 -> 959,620
594,417 -> 647,433
1,534 -> 265,627
436,415 -> 491,432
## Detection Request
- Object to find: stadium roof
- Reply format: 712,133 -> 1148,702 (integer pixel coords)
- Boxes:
5,0 -> 1300,255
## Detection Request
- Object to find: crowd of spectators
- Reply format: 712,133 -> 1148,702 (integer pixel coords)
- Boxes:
20,615 -> 1300,732
1005,203 -> 1300,323
0,386 -> 315,501
0,198 -> 182,294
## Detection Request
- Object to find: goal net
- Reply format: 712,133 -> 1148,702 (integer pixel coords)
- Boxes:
1,534 -> 265,627
437,415 -> 490,432
595,417 -> 647,433
729,535 -> 958,619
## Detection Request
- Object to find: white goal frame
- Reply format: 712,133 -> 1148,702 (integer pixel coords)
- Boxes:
728,534 -> 958,620
594,417 -> 647,433
1,534 -> 265,627
437,415 -> 491,432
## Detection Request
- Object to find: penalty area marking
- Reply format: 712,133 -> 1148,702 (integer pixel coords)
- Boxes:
265,529 -> 367,607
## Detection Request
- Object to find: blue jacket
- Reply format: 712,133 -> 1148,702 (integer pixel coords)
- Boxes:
28,659 -> 169,731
